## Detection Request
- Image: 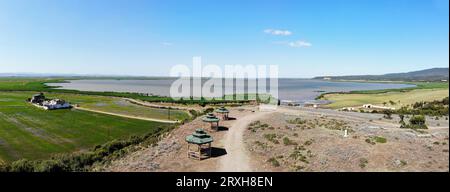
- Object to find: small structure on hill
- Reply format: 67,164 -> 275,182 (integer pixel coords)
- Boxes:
215,106 -> 230,120
202,113 -> 220,131
362,104 -> 395,110
42,99 -> 71,110
31,93 -> 45,104
29,93 -> 71,110
185,129 -> 214,160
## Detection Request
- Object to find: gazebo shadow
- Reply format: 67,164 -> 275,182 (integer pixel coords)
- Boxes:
217,126 -> 229,131
226,117 -> 237,121
210,147 -> 227,158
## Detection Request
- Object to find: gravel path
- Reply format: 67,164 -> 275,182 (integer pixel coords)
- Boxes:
218,111 -> 273,172
74,106 -> 179,123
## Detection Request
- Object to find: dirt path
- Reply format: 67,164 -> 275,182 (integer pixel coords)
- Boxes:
124,98 -> 200,111
74,106 -> 179,124
218,111 -> 273,172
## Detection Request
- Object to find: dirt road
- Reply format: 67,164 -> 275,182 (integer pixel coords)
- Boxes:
218,110 -> 273,172
74,106 -> 179,124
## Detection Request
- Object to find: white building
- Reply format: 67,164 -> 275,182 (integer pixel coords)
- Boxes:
362,104 -> 395,110
42,99 -> 71,110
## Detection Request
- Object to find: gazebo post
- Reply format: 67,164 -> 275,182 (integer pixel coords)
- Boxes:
185,128 -> 214,161
197,145 -> 202,161
208,143 -> 212,158
215,107 -> 230,120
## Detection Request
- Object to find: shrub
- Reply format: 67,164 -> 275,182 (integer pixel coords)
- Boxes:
382,110 -> 393,119
374,136 -> 387,143
287,118 -> 306,125
359,158 -> 368,168
400,160 -> 408,166
407,115 -> 428,129
304,140 -> 313,146
267,158 -> 280,167
264,134 -> 279,144
283,137 -> 297,146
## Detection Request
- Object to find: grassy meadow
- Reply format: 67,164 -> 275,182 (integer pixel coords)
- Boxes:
321,82 -> 449,109
44,93 -> 190,121
0,78 -> 251,105
0,91 -> 173,163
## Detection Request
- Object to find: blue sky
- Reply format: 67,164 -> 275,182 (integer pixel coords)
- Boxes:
0,0 -> 448,77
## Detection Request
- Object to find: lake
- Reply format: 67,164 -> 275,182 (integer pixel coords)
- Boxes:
47,79 -> 415,104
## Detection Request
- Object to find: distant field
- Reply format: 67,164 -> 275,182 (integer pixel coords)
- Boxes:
0,92 -> 172,162
44,93 -> 190,121
322,88 -> 449,109
0,78 -> 251,105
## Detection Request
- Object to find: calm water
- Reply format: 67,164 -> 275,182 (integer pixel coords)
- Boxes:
47,79 -> 415,103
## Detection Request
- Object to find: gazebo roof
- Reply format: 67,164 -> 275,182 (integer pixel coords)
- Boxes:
215,107 -> 229,113
186,128 -> 213,144
202,113 -> 220,122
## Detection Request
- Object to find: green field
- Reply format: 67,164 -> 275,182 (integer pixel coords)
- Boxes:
0,92 -> 172,163
0,78 -> 251,105
321,83 -> 449,109
44,93 -> 190,121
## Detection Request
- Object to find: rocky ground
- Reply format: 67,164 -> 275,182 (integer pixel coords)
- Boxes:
99,107 -> 257,172
100,105 -> 449,172
245,107 -> 449,172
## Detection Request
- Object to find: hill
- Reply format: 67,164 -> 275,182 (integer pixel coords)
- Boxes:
314,68 -> 449,82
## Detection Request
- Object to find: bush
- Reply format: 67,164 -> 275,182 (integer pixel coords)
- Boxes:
8,159 -> 35,172
264,134 -> 279,144
283,137 -> 297,146
267,158 -> 280,167
404,115 -> 428,129
359,158 -> 369,168
382,110 -> 393,119
410,115 -> 426,125
374,136 -> 387,143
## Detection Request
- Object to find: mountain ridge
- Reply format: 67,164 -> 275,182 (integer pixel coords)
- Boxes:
314,68 -> 449,82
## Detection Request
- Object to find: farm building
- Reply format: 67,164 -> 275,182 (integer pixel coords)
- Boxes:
362,104 -> 395,110
30,93 -> 45,104
42,99 -> 71,110
29,93 -> 71,110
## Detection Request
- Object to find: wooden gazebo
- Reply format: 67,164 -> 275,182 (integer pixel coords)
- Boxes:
185,129 -> 214,160
215,106 -> 230,120
202,113 -> 220,131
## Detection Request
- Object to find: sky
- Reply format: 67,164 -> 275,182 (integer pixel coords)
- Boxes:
0,0 -> 448,78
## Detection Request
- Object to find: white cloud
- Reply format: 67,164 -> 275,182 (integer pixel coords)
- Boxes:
273,40 -> 312,48
264,29 -> 292,36
288,41 -> 312,47
162,42 -> 173,46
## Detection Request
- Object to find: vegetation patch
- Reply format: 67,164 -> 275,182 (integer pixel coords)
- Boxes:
267,157 -> 280,167
289,146 -> 309,164
359,158 -> 369,168
0,92 -> 174,163
282,137 -> 298,146
365,136 -> 387,145
320,82 -> 448,111
264,133 -> 280,144
401,115 -> 428,129
0,126 -> 173,172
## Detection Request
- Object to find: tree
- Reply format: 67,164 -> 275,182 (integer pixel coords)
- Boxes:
399,114 -> 405,124
409,115 -> 427,129
383,110 -> 393,119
